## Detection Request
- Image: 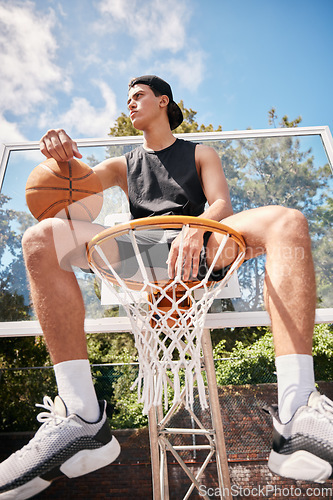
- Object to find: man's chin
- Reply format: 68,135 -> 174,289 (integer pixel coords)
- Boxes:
130,116 -> 144,131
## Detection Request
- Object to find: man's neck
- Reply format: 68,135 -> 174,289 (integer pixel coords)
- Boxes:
143,127 -> 176,152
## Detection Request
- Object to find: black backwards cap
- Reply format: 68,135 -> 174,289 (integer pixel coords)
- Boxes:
128,75 -> 183,130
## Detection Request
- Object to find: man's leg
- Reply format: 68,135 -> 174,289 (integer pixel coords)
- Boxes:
208,206 -> 333,482
23,219 -> 86,363
213,205 -> 316,356
22,218 -> 104,423
21,217 -> 105,363
209,205 -> 316,415
0,218 -> 121,499
22,217 -> 121,419
223,206 -> 316,417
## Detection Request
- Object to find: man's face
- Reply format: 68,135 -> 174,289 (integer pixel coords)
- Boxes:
127,84 -> 165,130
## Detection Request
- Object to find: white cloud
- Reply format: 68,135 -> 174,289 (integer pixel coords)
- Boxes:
48,81 -> 118,137
97,0 -> 189,56
0,0 -> 207,145
157,50 -> 206,92
0,1 -> 71,116
96,0 -> 206,93
0,116 -> 27,144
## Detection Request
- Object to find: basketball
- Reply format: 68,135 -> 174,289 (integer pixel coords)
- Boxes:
25,158 -> 103,221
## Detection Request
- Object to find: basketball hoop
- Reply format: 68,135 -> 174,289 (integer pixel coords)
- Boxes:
87,215 -> 246,414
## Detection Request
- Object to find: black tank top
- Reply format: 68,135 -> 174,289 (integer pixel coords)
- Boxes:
125,138 -> 206,219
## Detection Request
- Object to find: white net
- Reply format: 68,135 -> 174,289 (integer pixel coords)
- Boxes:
87,217 -> 245,414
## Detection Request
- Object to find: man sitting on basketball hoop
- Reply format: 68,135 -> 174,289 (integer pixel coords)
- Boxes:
1,75 -> 332,499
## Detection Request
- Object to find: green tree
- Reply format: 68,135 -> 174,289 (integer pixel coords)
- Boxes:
173,101 -> 222,134
312,197 -> 333,308
0,194 -> 35,304
87,332 -> 147,428
209,118 -> 331,313
0,194 -> 21,266
0,194 -> 55,431
268,107 -> 302,128
213,324 -> 333,386
214,330 -> 276,386
109,112 -> 142,137
109,100 -> 222,137
312,323 -> 333,380
0,194 -> 43,377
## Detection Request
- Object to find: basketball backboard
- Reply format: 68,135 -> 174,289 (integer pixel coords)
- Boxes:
0,126 -> 332,336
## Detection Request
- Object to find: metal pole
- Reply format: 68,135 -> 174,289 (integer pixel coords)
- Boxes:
148,405 -> 162,500
157,404 -> 169,500
201,328 -> 232,500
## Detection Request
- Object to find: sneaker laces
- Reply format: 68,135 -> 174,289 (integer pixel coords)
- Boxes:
35,396 -> 67,426
309,394 -> 333,421
15,396 -> 68,459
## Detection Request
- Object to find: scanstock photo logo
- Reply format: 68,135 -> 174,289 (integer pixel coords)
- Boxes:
199,484 -> 333,498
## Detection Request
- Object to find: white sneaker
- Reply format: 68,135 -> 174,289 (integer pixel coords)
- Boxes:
266,391 -> 333,483
0,396 -> 121,499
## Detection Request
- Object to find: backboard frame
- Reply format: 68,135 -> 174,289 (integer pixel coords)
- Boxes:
0,126 -> 332,337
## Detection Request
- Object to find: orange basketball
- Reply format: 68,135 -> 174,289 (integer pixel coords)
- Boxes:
25,158 -> 103,222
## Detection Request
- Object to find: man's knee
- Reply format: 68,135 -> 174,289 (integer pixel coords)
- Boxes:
22,219 -> 56,267
273,207 -> 310,238
22,219 -> 54,248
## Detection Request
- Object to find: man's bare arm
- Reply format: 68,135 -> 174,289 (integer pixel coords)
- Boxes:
167,144 -> 232,279
196,144 -> 233,221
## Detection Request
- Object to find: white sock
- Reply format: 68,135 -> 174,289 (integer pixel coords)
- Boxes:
275,354 -> 316,424
54,359 -> 100,422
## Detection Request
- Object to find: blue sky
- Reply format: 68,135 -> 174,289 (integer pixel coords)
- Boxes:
0,0 -> 332,144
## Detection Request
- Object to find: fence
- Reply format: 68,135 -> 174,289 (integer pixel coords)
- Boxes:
1,359 -> 333,463
0,358 -> 277,450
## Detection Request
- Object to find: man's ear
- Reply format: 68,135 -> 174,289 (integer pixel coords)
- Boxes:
159,95 -> 169,109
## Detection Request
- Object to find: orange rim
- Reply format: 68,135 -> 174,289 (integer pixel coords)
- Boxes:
87,215 -> 246,289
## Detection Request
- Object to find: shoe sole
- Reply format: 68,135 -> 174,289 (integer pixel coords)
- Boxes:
268,449 -> 332,483
0,477 -> 50,500
0,436 -> 121,500
61,435 -> 121,477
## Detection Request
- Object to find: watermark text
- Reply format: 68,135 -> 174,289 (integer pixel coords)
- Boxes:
199,484 -> 333,497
